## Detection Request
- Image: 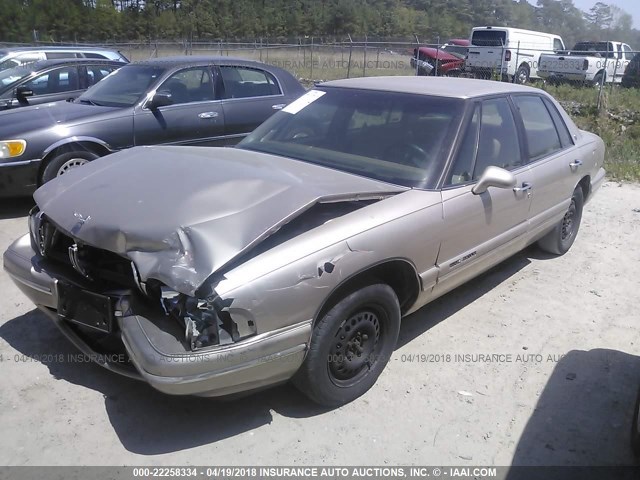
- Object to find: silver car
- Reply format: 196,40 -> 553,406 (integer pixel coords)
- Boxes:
3,77 -> 606,406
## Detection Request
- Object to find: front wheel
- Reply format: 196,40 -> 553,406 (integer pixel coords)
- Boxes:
41,150 -> 100,184
293,284 -> 401,407
537,185 -> 584,255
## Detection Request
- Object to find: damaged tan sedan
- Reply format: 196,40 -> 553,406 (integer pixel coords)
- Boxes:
3,77 -> 605,406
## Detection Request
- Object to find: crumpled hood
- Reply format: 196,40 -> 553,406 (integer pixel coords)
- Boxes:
0,101 -> 120,139
35,146 -> 406,295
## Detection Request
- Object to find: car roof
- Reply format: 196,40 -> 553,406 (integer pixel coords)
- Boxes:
320,76 -> 543,99
14,58 -> 124,69
132,55 -> 281,69
0,46 -> 119,54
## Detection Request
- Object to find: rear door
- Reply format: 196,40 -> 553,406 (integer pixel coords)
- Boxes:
218,65 -> 287,144
133,65 -> 225,146
434,96 -> 533,295
511,94 -> 580,239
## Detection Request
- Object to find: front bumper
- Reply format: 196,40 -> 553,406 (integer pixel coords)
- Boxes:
3,234 -> 310,397
0,159 -> 41,198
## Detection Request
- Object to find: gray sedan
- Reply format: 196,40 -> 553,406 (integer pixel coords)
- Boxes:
3,77 -> 605,406
0,56 -> 305,197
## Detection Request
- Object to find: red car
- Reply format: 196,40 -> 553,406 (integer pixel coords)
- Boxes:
411,39 -> 470,76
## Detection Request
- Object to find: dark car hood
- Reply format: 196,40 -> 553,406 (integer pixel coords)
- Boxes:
0,101 -> 120,138
35,146 -> 406,296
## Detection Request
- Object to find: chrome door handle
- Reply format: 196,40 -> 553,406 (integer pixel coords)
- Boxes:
272,104 -> 287,110
513,182 -> 532,193
198,111 -> 219,119
569,159 -> 582,170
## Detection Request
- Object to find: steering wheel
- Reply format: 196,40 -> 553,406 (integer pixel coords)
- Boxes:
385,142 -> 431,169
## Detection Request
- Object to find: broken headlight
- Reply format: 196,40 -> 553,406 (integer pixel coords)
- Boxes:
161,289 -> 256,351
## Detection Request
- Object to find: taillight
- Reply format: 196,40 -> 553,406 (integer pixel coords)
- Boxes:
505,50 -> 511,61
583,59 -> 589,70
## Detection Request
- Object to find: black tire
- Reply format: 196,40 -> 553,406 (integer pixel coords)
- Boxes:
632,386 -> 640,456
593,72 -> 605,88
514,64 -> 530,84
293,284 -> 401,407
41,150 -> 100,184
537,186 -> 584,255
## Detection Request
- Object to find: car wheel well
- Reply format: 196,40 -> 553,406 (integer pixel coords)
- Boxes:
578,175 -> 591,202
39,142 -> 109,183
314,259 -> 420,326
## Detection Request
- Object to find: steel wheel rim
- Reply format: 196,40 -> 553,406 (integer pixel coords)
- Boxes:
328,308 -> 383,387
517,69 -> 528,84
57,158 -> 88,176
561,198 -> 577,241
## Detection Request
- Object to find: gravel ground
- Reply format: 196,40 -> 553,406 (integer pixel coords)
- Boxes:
0,182 -> 639,466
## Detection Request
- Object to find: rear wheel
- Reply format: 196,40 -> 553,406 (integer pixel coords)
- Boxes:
41,150 -> 100,184
293,284 -> 400,407
514,64 -> 530,84
537,186 -> 584,255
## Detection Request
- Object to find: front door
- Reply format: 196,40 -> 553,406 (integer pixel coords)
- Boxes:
133,66 -> 225,146
434,97 -> 533,295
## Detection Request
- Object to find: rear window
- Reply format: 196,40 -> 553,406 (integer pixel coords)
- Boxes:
573,42 -> 615,58
471,30 -> 507,47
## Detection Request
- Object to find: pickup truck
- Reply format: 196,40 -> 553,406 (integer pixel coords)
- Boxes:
538,41 -> 635,85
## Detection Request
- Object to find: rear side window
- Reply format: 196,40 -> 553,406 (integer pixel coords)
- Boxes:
543,97 -> 573,148
85,65 -> 118,87
220,66 -> 281,99
45,52 -> 79,59
84,53 -> 108,59
513,95 -> 563,161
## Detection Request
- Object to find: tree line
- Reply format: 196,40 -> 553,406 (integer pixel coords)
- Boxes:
1,0 -> 639,49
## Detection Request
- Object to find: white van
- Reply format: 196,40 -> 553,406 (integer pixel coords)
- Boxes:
465,26 -> 565,83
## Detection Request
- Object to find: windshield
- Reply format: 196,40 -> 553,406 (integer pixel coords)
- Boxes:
0,64 -> 34,89
238,88 -> 464,188
472,30 -> 506,47
442,44 -> 468,58
76,64 -> 165,107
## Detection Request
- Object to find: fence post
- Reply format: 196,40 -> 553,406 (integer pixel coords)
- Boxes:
363,35 -> 367,77
347,34 -> 353,78
597,43 -> 609,112
310,37 -> 314,80
414,34 -> 420,75
610,50 -> 620,95
513,41 -> 521,83
435,35 -> 440,77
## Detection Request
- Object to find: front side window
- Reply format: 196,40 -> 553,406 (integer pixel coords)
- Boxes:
446,105 -> 480,186
220,66 -> 281,99
157,67 -> 215,105
25,66 -> 79,95
513,95 -> 562,162
472,97 -> 522,179
238,88 -> 464,188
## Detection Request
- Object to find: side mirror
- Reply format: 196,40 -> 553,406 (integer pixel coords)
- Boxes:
147,90 -> 173,109
471,166 -> 517,195
16,86 -> 34,99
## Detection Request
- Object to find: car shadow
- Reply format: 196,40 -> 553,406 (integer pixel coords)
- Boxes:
0,309 -> 328,455
397,248 -> 533,348
0,245 -> 541,456
0,196 -> 34,220
505,348 -> 640,474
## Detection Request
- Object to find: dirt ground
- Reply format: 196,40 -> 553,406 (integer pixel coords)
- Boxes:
0,181 -> 639,467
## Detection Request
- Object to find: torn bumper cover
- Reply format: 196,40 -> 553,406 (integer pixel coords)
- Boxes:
3,234 -> 310,396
